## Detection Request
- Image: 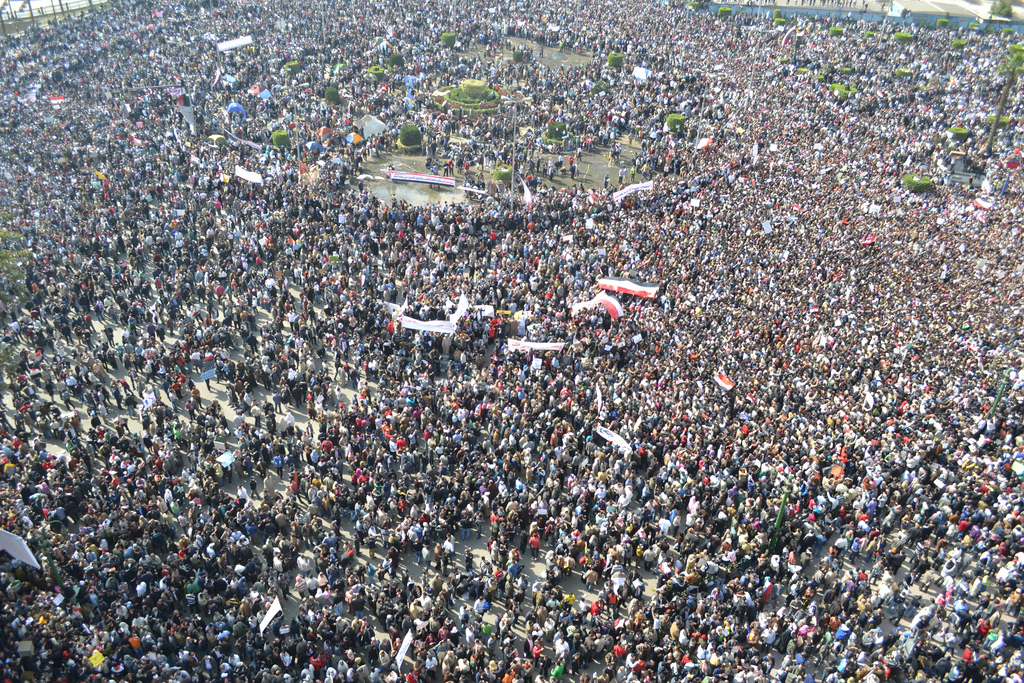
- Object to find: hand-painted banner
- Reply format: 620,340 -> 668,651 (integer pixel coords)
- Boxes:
597,277 -> 659,299
507,339 -> 565,353
259,596 -> 282,635
384,170 -> 457,188
399,316 -> 456,335
595,425 -> 632,454
449,294 -> 470,324
612,180 -> 653,203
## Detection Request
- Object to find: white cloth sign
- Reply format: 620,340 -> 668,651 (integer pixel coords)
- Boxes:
259,596 -> 283,635
234,166 -> 263,185
217,35 -> 253,52
399,316 -> 457,335
0,530 -> 40,569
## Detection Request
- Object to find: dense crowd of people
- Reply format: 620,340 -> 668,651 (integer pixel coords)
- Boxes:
1,1 -> 1024,683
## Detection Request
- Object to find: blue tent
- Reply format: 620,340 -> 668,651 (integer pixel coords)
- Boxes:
259,89 -> 272,100
403,75 -> 416,89
226,102 -> 246,115
305,141 -> 325,152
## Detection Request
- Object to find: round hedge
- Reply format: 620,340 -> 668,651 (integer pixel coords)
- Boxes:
829,27 -> 844,37
441,32 -> 457,48
271,130 -> 290,147
1011,44 -> 1024,56
285,61 -> 301,75
902,174 -> 932,192
399,124 -> 423,148
324,87 -> 341,105
894,68 -> 914,78
952,39 -> 967,50
666,113 -> 686,135
592,80 -> 611,94
773,8 -> 782,18
607,52 -> 624,69
718,6 -> 732,16
1003,28 -> 1015,36
948,126 -> 969,141
493,165 -> 512,182
894,32 -> 914,42
546,121 -> 568,141
513,50 -> 524,63
462,78 -> 488,100
866,31 -> 877,38
987,115 -> 1012,127
775,17 -> 786,26
936,18 -> 949,27
388,52 -> 405,69
367,65 -> 385,79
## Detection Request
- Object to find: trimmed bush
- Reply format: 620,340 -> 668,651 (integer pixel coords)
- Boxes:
493,165 -> 512,182
903,174 -> 932,192
690,1 -> 699,8
894,68 -> 914,77
271,130 -> 290,147
773,8 -> 782,18
797,67 -> 809,73
866,30 -> 876,38
546,121 -> 568,140
840,67 -> 853,74
969,22 -> 981,30
718,6 -> 732,16
936,18 -> 949,27
462,79 -> 488,100
1004,27 -> 1017,36
399,124 -> 422,148
952,39 -> 967,49
591,80 -> 611,94
987,115 -> 1012,127
513,50 -> 524,63
829,27 -> 844,37
367,65 -> 385,79
1011,43 -> 1024,55
666,113 -> 686,135
779,57 -> 790,63
894,32 -> 914,42
388,52 -> 405,69
285,61 -> 301,75
441,32 -> 457,48
948,126 -> 970,140
324,87 -> 341,105
775,17 -> 786,26
607,52 -> 624,68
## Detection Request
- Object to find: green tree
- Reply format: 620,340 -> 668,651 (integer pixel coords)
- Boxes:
324,87 -> 341,105
991,0 -> 1013,18
987,48 -> 1024,155
441,32 -> 457,48
388,52 -> 405,70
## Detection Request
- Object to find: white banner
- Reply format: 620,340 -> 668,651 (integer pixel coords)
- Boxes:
612,180 -> 653,203
395,630 -> 415,671
399,316 -> 456,335
0,530 -> 40,569
449,294 -> 470,324
595,425 -> 632,454
217,35 -> 253,52
259,596 -> 283,635
507,339 -> 565,353
234,166 -> 264,185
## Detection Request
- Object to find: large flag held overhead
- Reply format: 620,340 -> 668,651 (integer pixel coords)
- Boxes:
597,277 -> 660,299
571,291 -> 625,318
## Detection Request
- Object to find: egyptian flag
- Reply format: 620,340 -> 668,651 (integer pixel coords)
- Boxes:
594,292 -> 624,318
861,234 -> 877,246
597,277 -> 660,299
176,93 -> 191,107
1005,148 -> 1021,170
714,373 -> 736,391
588,189 -> 597,205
